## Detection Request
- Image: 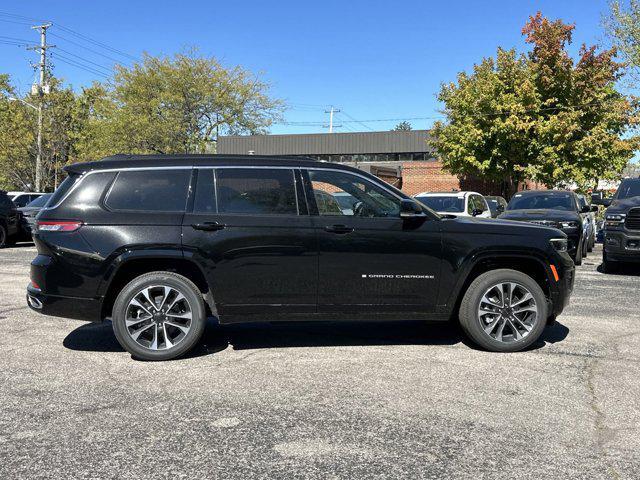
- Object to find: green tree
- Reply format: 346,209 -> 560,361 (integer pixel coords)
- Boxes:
83,51 -> 284,156
393,121 -> 412,131
604,1 -> 640,79
432,13 -> 638,197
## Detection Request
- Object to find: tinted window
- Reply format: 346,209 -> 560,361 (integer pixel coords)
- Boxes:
309,169 -> 400,217
106,169 -> 190,212
416,195 -> 465,213
615,179 -> 640,200
507,192 -> 575,211
216,168 -> 297,215
13,195 -> 31,207
26,194 -> 52,207
48,174 -> 80,207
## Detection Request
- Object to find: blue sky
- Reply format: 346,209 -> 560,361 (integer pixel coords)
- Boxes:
0,0 -> 616,134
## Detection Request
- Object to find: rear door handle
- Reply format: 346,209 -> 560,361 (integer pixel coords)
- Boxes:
191,222 -> 226,231
324,224 -> 354,234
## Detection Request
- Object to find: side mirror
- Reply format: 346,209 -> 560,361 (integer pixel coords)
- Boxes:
400,199 -> 425,218
580,205 -> 591,214
590,205 -> 599,212
602,198 -> 612,207
471,208 -> 484,217
496,204 -> 505,214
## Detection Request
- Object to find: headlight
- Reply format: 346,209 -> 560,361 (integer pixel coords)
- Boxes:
550,238 -> 568,252
560,221 -> 579,229
605,213 -> 625,228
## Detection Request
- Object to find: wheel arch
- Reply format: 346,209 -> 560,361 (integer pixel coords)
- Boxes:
100,253 -> 216,320
446,252 -> 553,320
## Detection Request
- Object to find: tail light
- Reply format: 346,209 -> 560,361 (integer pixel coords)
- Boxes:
36,220 -> 83,232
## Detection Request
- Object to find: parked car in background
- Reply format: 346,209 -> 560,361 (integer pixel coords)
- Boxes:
577,194 -> 597,252
413,191 -> 491,218
499,190 -> 590,265
27,155 -> 574,360
485,196 -> 507,218
18,193 -> 52,238
8,191 -> 46,208
0,190 -> 20,248
593,177 -> 640,272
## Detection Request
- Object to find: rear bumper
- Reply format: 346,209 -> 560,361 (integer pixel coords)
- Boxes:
26,285 -> 103,321
604,231 -> 640,262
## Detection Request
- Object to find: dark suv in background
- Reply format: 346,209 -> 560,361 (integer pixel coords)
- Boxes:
0,190 -> 20,248
595,177 -> 640,272
27,155 -> 574,360
499,190 -> 595,265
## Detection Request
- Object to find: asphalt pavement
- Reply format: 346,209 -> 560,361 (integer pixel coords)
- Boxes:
0,242 -> 639,479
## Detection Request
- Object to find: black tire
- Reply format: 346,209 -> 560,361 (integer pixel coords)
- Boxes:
0,224 -> 7,248
573,238 -> 583,266
602,251 -> 618,274
459,269 -> 548,352
112,271 -> 207,361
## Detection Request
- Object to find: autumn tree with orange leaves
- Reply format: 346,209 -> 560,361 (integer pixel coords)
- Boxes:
433,12 -> 638,197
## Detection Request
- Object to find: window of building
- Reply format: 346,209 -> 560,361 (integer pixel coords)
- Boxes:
105,169 -> 191,212
215,168 -> 298,215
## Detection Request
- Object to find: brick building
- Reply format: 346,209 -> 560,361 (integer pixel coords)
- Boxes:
218,130 -> 539,197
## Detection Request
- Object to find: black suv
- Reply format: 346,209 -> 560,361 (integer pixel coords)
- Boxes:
27,155 -> 575,360
498,190 -> 595,265
0,190 -> 20,248
596,177 -> 640,272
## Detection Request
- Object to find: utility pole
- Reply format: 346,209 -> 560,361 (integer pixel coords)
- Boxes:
28,23 -> 53,192
323,106 -> 341,133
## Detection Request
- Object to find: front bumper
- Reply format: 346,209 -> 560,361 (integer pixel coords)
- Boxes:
549,259 -> 574,317
27,284 -> 103,321
604,230 -> 640,263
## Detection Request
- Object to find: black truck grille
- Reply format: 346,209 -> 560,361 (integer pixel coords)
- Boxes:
625,208 -> 640,231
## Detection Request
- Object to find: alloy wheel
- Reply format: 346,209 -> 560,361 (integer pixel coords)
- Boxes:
477,282 -> 538,343
125,285 -> 193,351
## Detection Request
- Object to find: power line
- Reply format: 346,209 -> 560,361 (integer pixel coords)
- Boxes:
276,101 -> 611,126
55,24 -> 139,62
48,32 -> 126,65
339,110 -> 374,131
55,46 -> 112,73
52,53 -> 110,78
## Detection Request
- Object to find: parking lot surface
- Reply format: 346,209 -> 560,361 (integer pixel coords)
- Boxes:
1,243 -> 639,479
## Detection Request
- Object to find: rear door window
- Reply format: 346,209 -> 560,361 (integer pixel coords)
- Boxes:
214,168 -> 298,215
105,169 -> 191,212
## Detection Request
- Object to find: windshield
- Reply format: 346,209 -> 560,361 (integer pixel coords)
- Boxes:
26,194 -> 52,208
614,179 -> 640,200
507,192 -> 575,211
415,195 -> 464,213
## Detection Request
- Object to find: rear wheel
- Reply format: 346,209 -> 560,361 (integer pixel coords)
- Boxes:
459,269 -> 548,352
112,271 -> 207,361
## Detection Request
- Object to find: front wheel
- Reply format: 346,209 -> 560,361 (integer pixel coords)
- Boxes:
459,269 -> 548,352
573,238 -> 583,266
112,271 -> 207,361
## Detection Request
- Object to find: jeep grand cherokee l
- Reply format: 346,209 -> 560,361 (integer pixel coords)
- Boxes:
27,155 -> 575,360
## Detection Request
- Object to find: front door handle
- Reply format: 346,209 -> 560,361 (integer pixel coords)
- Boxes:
324,224 -> 354,234
191,222 -> 226,232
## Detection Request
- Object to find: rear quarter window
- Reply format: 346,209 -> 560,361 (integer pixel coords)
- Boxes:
105,169 -> 191,212
47,173 -> 80,207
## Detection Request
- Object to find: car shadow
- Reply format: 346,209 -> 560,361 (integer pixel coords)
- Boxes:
596,262 -> 640,276
63,317 -> 570,359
